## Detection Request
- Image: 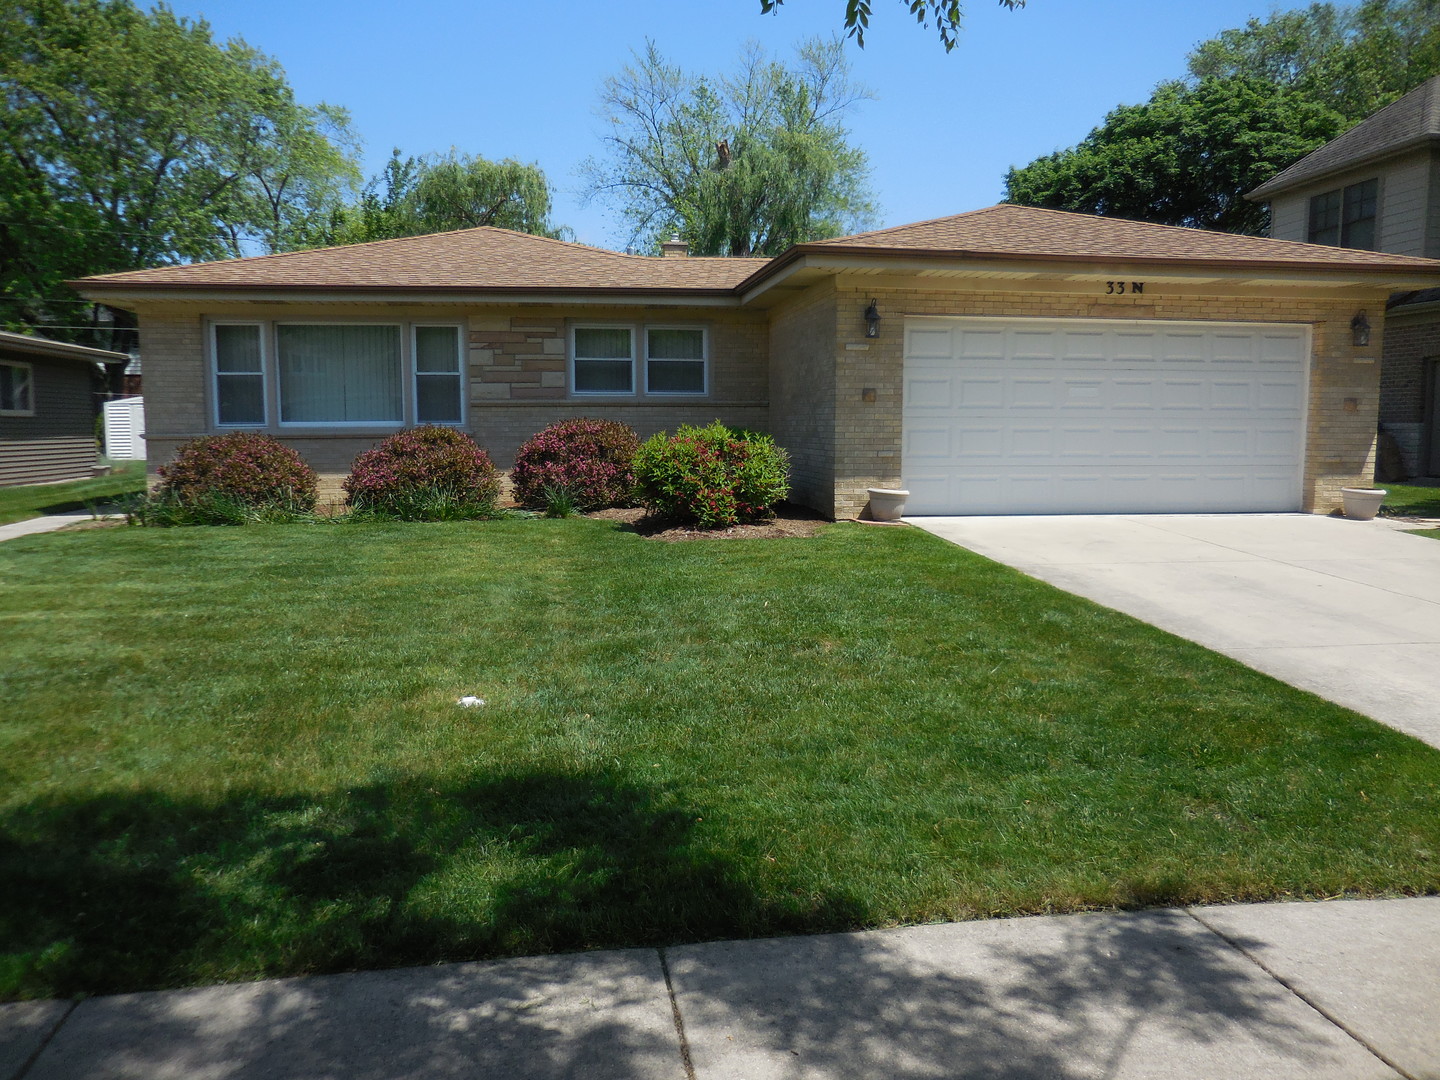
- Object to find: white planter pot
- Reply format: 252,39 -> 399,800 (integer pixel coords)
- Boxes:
1340,487 -> 1387,521
866,488 -> 910,522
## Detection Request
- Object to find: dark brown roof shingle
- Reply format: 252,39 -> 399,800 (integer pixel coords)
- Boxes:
1247,76 -> 1440,200
75,226 -> 770,293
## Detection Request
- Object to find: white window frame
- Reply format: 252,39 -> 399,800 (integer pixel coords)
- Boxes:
411,323 -> 466,427
210,322 -> 267,428
643,324 -> 709,397
274,320 -> 405,428
0,360 -> 35,417
570,324 -> 636,396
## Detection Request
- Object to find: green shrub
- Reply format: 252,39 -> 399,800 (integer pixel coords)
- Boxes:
632,421 -> 789,528
144,433 -> 318,525
510,418 -> 639,510
344,426 -> 500,520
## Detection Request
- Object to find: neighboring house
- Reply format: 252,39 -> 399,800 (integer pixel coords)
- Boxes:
0,330 -> 126,487
72,204 -> 1440,518
1247,75 -> 1440,478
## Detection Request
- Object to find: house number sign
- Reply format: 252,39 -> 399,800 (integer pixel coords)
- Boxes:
1104,281 -> 1145,295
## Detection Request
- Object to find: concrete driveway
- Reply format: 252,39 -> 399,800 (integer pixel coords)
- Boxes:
913,514 -> 1440,750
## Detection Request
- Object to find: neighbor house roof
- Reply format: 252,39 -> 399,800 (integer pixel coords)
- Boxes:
1247,76 -> 1440,201
72,227 -> 771,296
0,329 -> 130,365
737,203 -> 1440,293
73,204 -> 1440,305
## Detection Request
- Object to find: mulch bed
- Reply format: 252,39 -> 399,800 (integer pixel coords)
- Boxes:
587,502 -> 831,541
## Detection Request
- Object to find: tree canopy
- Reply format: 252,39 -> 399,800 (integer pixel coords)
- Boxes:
323,151 -> 564,246
583,38 -> 876,257
759,0 -> 1024,51
1003,0 -> 1440,235
0,0 -> 360,347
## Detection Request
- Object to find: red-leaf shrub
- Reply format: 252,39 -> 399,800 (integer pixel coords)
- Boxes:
344,426 -> 500,519
156,432 -> 318,512
631,421 -> 789,528
510,418 -> 639,510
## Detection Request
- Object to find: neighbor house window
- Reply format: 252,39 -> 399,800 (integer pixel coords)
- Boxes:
573,326 -> 634,394
213,324 -> 265,425
646,327 -> 706,395
278,324 -> 403,424
1308,179 -> 1378,249
413,325 -> 463,423
0,361 -> 34,416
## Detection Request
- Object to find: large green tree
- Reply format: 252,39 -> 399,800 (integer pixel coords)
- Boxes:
584,38 -> 876,257
1004,0 -> 1440,235
324,150 -> 564,245
0,0 -> 360,348
1004,76 -> 1344,234
760,0 -> 1024,51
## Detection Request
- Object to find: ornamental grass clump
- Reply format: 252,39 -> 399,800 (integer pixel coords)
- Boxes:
344,426 -> 500,520
510,417 -> 639,510
141,432 -> 318,525
632,421 -> 789,528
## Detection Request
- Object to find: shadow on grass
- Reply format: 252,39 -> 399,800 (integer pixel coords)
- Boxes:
0,769 -> 864,1001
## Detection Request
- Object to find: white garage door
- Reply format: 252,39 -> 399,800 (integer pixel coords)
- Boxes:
902,316 -> 1308,515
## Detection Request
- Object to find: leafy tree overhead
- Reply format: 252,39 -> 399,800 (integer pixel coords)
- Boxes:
759,0 -> 1024,51
1004,76 -> 1345,235
584,38 -> 877,257
1004,0 -> 1440,236
325,150 -> 565,245
0,0 -> 360,349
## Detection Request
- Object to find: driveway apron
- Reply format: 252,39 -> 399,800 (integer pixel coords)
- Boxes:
913,514 -> 1440,750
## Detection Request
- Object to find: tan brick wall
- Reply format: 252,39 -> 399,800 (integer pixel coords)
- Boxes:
133,302 -> 769,504
812,278 -> 1392,518
768,277 -> 838,516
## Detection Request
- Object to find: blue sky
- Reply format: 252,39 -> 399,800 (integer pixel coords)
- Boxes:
155,0 -> 1286,249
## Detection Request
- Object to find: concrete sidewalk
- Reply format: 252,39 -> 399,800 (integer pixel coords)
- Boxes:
0,512 -> 112,543
913,514 -> 1440,751
3,898 -> 1436,1079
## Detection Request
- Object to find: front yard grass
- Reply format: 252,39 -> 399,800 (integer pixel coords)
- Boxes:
0,461 -> 145,526
2,518 -> 1438,999
1382,482 -> 1440,518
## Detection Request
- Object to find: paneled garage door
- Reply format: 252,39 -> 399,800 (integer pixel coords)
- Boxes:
902,316 -> 1308,515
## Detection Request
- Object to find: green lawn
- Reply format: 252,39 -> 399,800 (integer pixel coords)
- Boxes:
1382,482 -> 1440,518
2,518 -> 1438,1000
0,462 -> 146,526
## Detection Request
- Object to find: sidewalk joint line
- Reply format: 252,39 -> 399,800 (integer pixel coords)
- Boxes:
12,998 -> 79,1080
1183,908 -> 1418,1080
657,948 -> 696,1080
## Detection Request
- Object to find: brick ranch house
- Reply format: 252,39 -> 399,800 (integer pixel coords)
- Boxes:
73,204 -> 1440,518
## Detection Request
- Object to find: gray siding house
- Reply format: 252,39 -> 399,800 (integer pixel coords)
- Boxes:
1248,76 -> 1440,477
0,331 -> 127,486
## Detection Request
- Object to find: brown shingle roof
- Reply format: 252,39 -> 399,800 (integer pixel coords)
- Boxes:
790,203 -> 1440,268
74,226 -> 770,294
1247,76 -> 1440,200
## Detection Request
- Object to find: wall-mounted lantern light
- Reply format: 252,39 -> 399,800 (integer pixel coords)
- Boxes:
1351,310 -> 1371,347
864,299 -> 881,338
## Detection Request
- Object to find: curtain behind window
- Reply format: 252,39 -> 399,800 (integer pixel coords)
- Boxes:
278,325 -> 403,423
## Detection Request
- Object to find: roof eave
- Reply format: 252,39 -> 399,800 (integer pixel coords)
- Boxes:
69,281 -> 748,309
1245,132 -> 1440,202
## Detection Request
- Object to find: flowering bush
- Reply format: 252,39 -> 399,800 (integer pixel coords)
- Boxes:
343,426 -> 500,519
631,421 -> 789,528
154,432 -> 318,515
510,418 -> 639,510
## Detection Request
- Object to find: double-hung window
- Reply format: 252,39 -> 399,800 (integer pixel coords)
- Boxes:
413,326 -> 463,423
1308,179 -> 1378,249
0,361 -> 34,416
571,324 -> 708,396
213,324 -> 265,425
646,327 -> 706,395
572,326 -> 635,394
